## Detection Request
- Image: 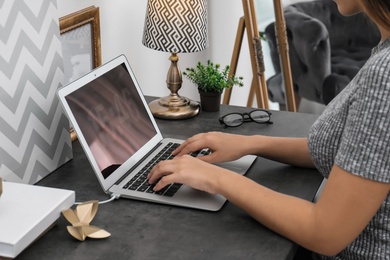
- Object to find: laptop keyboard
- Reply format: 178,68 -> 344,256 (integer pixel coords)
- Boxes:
122,142 -> 211,197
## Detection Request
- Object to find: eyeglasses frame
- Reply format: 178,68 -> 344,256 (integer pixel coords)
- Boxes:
219,109 -> 273,128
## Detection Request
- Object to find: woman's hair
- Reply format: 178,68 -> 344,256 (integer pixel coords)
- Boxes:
360,0 -> 390,30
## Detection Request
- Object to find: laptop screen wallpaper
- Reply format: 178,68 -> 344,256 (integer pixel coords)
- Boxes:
65,64 -> 157,179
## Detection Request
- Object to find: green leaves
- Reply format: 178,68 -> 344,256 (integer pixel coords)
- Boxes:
183,60 -> 244,93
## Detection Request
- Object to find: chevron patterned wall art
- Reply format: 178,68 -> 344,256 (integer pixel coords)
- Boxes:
0,0 -> 73,184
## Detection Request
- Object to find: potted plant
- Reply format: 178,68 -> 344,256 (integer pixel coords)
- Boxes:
183,60 -> 243,112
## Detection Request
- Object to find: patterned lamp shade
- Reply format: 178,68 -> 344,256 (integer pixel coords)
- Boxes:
142,0 -> 208,53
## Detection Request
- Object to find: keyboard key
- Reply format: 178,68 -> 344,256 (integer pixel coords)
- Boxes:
123,142 -> 183,197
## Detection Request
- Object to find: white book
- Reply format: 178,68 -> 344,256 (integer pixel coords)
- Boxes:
0,181 -> 75,258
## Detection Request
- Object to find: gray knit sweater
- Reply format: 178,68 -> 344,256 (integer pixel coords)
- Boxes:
308,38 -> 390,260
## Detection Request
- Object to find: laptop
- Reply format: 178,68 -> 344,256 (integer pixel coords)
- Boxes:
57,55 -> 256,211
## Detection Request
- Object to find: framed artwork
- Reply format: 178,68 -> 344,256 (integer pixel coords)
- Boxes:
60,5 -> 102,83
59,6 -> 102,141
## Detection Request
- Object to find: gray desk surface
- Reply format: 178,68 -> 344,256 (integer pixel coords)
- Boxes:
19,100 -> 323,260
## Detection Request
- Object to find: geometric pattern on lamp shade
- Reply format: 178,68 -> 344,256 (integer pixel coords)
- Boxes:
142,0 -> 208,53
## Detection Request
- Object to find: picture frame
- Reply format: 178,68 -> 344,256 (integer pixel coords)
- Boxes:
59,6 -> 102,141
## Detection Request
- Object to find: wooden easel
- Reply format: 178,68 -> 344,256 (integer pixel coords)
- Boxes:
223,0 -> 296,112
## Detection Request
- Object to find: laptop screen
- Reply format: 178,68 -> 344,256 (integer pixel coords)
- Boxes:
65,63 -> 157,179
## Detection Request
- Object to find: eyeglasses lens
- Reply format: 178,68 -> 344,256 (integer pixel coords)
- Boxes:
250,110 -> 270,123
223,114 -> 244,127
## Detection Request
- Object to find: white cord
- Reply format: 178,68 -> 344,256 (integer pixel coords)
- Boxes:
74,194 -> 119,205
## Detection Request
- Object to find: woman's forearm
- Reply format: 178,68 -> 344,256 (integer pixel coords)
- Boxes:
213,165 -> 390,256
243,136 -> 315,168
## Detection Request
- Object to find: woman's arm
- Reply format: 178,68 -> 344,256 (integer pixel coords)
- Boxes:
149,156 -> 389,255
216,164 -> 390,256
173,132 -> 315,168
246,136 -> 315,168
150,134 -> 389,256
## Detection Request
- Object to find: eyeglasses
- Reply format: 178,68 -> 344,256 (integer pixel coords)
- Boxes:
219,109 -> 273,128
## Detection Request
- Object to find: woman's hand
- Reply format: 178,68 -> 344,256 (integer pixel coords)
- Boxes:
147,155 -> 232,194
172,132 -> 249,164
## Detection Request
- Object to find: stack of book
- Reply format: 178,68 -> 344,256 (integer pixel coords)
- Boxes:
0,181 -> 75,258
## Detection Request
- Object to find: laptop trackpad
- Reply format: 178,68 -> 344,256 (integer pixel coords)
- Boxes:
216,155 -> 257,175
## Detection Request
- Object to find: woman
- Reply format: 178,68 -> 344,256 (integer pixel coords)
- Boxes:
148,0 -> 390,259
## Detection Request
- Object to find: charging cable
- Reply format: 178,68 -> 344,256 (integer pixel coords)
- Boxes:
74,193 -> 120,205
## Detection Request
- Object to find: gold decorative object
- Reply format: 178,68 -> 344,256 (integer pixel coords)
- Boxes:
62,200 -> 110,241
70,127 -> 77,142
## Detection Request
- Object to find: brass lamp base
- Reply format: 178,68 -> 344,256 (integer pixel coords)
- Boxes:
149,94 -> 200,119
149,52 -> 200,119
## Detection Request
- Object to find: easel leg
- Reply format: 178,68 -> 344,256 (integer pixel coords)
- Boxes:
273,0 -> 296,111
223,17 -> 245,105
224,0 -> 272,110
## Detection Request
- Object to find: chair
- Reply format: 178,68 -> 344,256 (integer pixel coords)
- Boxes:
264,0 -> 380,106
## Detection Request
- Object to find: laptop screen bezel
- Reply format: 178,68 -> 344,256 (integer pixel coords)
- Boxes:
57,55 -> 164,192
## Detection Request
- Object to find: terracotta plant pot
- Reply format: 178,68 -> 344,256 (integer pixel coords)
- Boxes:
198,89 -> 222,112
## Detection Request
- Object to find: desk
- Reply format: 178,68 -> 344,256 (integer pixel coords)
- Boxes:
19,100 -> 323,260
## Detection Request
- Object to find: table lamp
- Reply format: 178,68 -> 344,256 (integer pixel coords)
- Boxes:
142,0 -> 208,119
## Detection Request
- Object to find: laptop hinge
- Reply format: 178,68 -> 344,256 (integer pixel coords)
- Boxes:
114,142 -> 163,185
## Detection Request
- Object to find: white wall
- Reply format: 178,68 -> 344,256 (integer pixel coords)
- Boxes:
56,0 -> 261,107
57,0 -> 309,108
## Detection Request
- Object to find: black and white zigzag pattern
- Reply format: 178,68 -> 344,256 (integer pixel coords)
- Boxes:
0,0 -> 72,184
142,0 -> 208,53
